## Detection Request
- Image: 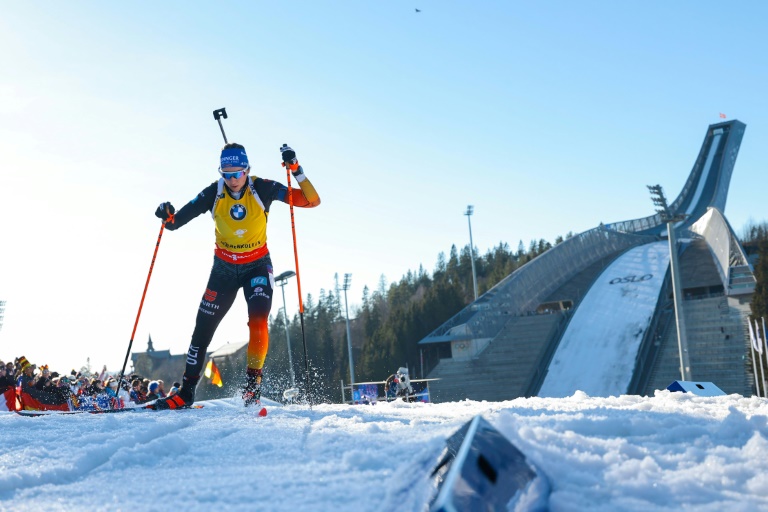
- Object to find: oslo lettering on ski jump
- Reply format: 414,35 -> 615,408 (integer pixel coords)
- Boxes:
609,274 -> 653,285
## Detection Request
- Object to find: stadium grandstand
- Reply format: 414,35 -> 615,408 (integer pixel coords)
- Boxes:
419,120 -> 756,401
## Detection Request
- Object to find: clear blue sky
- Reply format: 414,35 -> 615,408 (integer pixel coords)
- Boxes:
1,1 -> 767,373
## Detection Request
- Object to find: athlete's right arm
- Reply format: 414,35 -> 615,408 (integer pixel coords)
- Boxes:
156,182 -> 218,231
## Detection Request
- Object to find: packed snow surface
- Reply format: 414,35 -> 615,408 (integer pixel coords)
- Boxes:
540,241 -> 670,397
2,392 -> 768,512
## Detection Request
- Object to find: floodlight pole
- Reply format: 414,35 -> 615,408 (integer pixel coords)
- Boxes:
275,270 -> 297,388
342,273 -> 355,386
465,205 -> 479,300
648,185 -> 691,381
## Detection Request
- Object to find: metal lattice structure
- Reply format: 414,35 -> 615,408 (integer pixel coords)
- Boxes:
420,226 -> 655,345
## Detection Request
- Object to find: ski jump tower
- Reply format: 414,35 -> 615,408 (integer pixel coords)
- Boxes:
420,120 -> 754,401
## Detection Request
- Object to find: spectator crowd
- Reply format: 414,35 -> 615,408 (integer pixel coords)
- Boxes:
0,355 -> 180,412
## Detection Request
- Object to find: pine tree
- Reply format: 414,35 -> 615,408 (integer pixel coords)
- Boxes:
751,238 -> 768,318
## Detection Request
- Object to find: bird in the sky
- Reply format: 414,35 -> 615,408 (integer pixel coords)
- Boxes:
415,8 -> 421,13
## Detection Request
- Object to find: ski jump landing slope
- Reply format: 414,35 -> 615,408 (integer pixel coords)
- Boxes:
539,241 -> 670,398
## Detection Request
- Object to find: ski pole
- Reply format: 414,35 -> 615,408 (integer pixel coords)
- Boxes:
285,159 -> 313,407
116,214 -> 173,390
213,108 -> 228,144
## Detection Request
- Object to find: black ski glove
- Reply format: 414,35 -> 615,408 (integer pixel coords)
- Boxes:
280,144 -> 296,165
280,144 -> 302,175
155,202 -> 176,221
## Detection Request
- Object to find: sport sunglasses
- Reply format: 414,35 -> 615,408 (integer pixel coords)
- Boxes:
218,165 -> 250,180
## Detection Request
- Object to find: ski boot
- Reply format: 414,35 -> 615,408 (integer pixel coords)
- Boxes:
242,368 -> 262,407
152,375 -> 199,410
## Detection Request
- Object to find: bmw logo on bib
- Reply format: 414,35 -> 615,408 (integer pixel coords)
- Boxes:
230,204 -> 247,221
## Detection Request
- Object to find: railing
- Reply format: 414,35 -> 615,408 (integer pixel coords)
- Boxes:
605,213 -> 663,234
419,226 -> 657,346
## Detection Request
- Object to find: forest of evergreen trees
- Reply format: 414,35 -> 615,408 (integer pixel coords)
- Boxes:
742,222 -> 768,396
744,222 -> 768,320
264,221 -> 768,403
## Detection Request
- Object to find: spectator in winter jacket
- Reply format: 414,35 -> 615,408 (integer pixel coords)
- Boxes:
51,377 -> 72,403
130,379 -> 146,404
0,364 -> 14,391
86,378 -> 104,397
104,379 -> 118,398
19,363 -> 37,391
157,380 -> 167,398
117,380 -> 132,406
72,377 -> 88,396
103,379 -> 124,409
146,381 -> 160,402
17,358 -> 27,376
34,366 -> 53,391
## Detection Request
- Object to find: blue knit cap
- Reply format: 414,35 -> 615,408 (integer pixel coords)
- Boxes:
220,147 -> 249,169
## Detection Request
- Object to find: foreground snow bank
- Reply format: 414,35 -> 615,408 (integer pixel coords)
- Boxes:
1,392 -> 768,511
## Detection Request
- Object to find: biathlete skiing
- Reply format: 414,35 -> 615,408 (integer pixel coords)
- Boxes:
152,143 -> 320,410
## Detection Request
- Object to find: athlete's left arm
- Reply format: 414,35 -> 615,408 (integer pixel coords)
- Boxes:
285,167 -> 320,207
